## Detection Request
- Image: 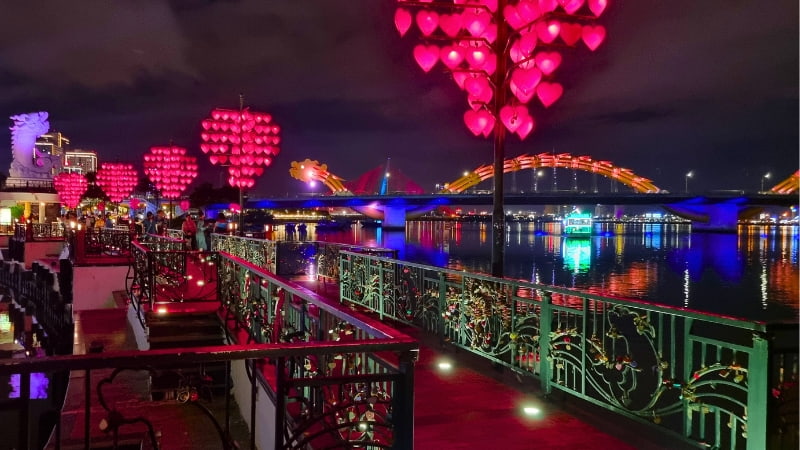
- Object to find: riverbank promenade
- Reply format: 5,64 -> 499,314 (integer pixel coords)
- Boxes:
48,275 -> 683,449
5,231 -> 794,449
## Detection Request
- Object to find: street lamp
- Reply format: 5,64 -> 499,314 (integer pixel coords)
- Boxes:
761,172 -> 771,192
533,170 -> 543,193
685,171 -> 693,193
394,0 -> 610,276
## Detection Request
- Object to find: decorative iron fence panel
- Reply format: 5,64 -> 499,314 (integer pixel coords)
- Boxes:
339,250 -> 797,450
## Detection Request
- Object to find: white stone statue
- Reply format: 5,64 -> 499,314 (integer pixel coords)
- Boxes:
9,111 -> 61,179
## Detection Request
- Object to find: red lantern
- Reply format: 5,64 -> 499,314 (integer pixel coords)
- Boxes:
200,107 -> 281,189
395,0 -> 610,141
143,146 -> 198,199
53,172 -> 88,209
96,162 -> 138,203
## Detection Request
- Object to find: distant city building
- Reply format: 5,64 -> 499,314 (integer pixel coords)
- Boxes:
34,131 -> 69,175
63,150 -> 98,174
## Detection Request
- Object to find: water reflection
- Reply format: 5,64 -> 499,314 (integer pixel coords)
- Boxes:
282,221 -> 798,321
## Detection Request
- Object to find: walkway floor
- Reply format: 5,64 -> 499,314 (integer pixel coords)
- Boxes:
50,302 -> 251,450
51,265 -> 685,449
302,278 -> 687,450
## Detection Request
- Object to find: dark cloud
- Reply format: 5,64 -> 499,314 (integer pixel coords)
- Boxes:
0,0 -> 796,195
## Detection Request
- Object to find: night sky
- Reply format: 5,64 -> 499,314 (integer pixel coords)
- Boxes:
0,0 -> 797,197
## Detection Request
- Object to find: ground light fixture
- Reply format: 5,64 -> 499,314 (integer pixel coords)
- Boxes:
436,358 -> 454,372
393,0 -> 611,276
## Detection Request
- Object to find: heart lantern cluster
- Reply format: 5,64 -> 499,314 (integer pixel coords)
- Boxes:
200,108 -> 281,189
96,162 -> 138,203
395,0 -> 608,140
143,146 -> 199,199
53,172 -> 88,209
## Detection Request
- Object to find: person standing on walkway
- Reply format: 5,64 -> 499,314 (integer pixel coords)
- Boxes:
195,210 -> 210,251
182,213 -> 197,250
156,210 -> 167,235
143,212 -> 156,235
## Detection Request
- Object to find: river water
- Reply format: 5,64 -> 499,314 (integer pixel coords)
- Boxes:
276,221 -> 799,323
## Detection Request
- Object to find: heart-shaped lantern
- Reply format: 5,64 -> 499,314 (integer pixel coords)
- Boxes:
559,23 -> 583,46
414,44 -> 440,72
416,10 -> 439,36
517,0 -> 542,23
464,110 -> 487,136
462,8 -> 490,37
396,0 -> 608,141
464,45 -> 489,68
559,0 -> 585,14
200,106 -> 281,189
439,13 -> 462,37
499,105 -> 529,132
534,52 -> 562,76
510,67 -> 542,98
440,46 -> 465,69
536,82 -> 564,108
516,115 -> 535,139
464,75 -> 490,98
478,110 -> 496,137
536,20 -> 561,44
503,4 -> 525,30
582,25 -> 606,51
588,0 -> 608,17
538,0 -> 558,13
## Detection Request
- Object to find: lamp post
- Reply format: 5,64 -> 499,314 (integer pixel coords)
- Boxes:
200,97 -> 281,235
393,0 -> 610,276
533,170 -> 543,193
761,172 -> 771,192
685,170 -> 693,193
143,146 -> 198,222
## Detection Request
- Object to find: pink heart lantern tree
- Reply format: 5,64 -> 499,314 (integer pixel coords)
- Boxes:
200,108 -> 281,189
143,146 -> 198,199
53,172 -> 88,210
96,162 -> 138,203
394,0 -> 609,141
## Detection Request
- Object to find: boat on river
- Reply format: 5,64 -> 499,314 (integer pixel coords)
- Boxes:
563,211 -> 593,236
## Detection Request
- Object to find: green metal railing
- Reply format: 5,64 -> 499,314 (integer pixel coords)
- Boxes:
211,234 -> 396,279
124,240 -> 418,449
206,251 -> 418,449
338,250 -> 798,449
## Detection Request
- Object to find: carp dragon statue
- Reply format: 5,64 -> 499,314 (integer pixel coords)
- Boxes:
9,111 -> 61,179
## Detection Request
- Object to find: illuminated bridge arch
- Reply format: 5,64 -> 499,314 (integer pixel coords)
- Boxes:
444,153 -> 662,194
770,170 -> 799,194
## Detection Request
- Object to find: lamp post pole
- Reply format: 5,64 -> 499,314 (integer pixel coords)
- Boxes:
490,1 -> 508,277
685,171 -> 693,193
761,172 -> 771,193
